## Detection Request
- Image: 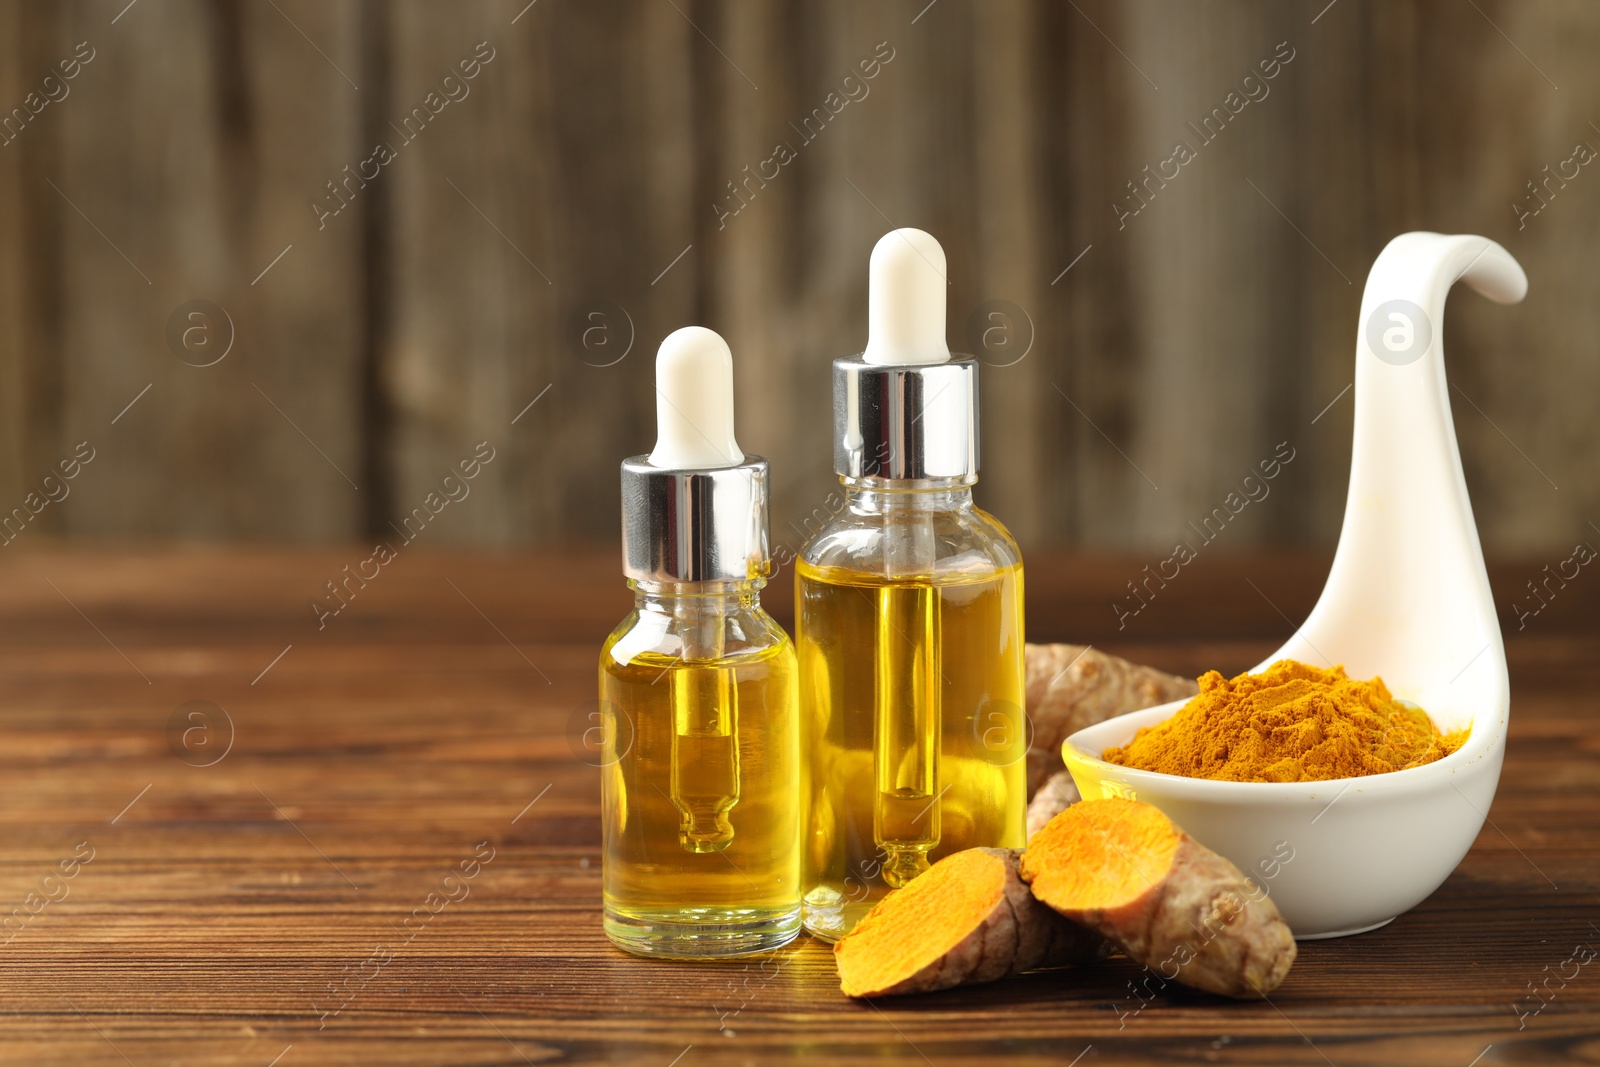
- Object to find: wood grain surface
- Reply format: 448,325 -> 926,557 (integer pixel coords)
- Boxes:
0,547 -> 1593,1066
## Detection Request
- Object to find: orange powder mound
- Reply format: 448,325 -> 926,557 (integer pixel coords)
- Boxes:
833,849 -> 1005,993
1101,659 -> 1469,783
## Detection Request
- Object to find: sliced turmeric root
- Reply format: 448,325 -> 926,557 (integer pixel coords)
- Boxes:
834,847 -> 1099,998
1020,798 -> 1296,998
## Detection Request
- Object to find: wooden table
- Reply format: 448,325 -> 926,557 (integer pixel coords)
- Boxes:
0,548 -> 1595,1066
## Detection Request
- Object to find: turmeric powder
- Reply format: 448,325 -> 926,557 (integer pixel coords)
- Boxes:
1102,659 -> 1469,783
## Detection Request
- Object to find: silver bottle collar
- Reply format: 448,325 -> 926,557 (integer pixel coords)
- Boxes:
833,355 -> 979,480
620,456 -> 770,583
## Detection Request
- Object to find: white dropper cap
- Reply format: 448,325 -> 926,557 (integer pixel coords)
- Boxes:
862,228 -> 951,366
648,325 -> 745,469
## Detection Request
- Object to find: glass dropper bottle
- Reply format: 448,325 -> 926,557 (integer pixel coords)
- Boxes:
599,326 -> 801,957
796,229 -> 1028,940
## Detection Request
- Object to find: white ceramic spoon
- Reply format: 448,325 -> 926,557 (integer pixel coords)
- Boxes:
1063,232 -> 1528,938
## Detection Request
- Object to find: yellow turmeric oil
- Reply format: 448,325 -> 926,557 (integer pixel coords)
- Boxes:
600,588 -> 801,957
796,559 -> 1027,939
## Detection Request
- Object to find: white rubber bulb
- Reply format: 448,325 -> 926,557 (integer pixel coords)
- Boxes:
649,325 -> 745,469
862,227 -> 951,366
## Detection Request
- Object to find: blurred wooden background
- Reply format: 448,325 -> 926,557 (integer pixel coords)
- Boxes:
0,0 -> 1594,556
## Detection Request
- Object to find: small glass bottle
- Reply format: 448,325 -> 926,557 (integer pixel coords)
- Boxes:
797,230 -> 1027,940
600,326 -> 801,958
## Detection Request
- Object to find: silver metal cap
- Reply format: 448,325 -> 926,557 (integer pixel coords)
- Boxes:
833,355 -> 979,480
620,456 -> 770,583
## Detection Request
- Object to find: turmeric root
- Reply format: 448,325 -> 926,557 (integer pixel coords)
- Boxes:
834,847 -> 1099,998
1026,768 -> 1081,838
1020,798 -> 1296,998
1024,643 -> 1198,797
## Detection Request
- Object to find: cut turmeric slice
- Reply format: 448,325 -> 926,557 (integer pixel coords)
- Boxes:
834,847 -> 1098,998
1020,798 -> 1296,998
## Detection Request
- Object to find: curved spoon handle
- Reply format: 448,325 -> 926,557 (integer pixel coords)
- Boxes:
1277,233 -> 1525,716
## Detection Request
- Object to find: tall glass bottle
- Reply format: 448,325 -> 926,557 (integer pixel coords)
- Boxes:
600,326 -> 801,957
797,230 -> 1027,940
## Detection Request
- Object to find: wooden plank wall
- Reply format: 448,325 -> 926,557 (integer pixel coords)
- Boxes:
0,0 -> 1594,554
